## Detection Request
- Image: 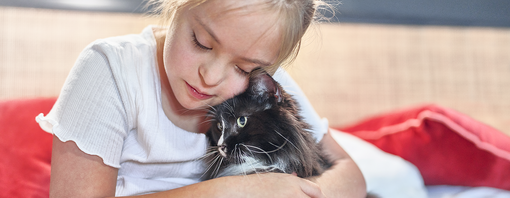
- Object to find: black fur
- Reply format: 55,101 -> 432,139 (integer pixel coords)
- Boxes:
202,69 -> 331,180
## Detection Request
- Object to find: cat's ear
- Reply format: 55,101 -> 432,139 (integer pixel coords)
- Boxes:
249,69 -> 282,102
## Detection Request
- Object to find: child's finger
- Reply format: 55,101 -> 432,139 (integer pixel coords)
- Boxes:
299,179 -> 326,198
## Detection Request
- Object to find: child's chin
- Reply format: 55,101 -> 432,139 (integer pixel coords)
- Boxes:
179,98 -> 213,110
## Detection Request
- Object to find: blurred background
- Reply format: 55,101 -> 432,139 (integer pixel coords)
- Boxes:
1,0 -> 509,134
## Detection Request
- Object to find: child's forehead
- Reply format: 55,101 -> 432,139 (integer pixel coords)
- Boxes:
191,0 -> 279,19
185,1 -> 284,68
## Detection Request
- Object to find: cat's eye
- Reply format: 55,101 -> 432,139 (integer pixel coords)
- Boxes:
237,116 -> 247,128
217,122 -> 223,131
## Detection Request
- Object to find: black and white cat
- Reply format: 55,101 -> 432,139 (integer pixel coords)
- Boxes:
202,69 -> 331,180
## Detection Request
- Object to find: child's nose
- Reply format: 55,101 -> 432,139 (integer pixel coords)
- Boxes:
199,61 -> 228,86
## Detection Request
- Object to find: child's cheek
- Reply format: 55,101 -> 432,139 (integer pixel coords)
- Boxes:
166,39 -> 198,72
226,78 -> 249,98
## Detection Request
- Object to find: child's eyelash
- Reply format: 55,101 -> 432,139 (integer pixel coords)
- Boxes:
191,31 -> 248,76
235,65 -> 250,76
192,32 -> 212,50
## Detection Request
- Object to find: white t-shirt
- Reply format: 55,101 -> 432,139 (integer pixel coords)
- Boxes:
36,26 -> 328,196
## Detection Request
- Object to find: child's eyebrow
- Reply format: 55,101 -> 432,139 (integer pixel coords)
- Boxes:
194,15 -> 221,45
241,57 -> 271,67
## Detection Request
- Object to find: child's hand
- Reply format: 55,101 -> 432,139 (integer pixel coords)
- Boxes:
215,172 -> 326,198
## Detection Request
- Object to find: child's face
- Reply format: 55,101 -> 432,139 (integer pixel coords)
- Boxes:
163,0 -> 282,110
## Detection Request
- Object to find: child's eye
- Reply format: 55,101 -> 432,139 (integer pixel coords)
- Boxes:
235,65 -> 250,76
192,32 -> 212,50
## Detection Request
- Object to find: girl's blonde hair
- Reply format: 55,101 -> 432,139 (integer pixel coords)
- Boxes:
146,0 -> 326,74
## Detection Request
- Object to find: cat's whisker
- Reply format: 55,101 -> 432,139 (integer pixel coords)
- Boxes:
214,155 -> 224,178
205,103 -> 216,111
212,156 -> 224,178
265,140 -> 288,153
203,155 -> 219,171
205,146 -> 219,153
239,149 -> 263,180
240,144 -> 273,164
201,154 -> 221,179
274,130 -> 301,154
204,113 -> 217,118
196,152 -> 212,162
236,145 -> 249,178
197,100 -> 216,110
198,118 -> 215,126
222,102 -> 236,118
198,151 -> 219,162
195,146 -> 218,160
216,95 -> 228,103
248,162 -> 265,182
226,101 -> 234,112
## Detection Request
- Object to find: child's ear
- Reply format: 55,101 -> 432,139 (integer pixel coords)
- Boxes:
249,69 -> 282,102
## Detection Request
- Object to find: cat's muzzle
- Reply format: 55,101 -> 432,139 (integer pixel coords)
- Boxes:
218,144 -> 227,157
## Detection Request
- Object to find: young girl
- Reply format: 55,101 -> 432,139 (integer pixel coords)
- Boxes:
37,0 -> 367,197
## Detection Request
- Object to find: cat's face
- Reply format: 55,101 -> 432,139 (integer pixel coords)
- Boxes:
209,97 -> 284,160
204,70 -> 325,179
206,70 -> 293,173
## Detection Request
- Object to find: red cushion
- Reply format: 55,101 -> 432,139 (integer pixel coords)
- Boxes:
335,104 -> 510,190
0,98 -> 56,198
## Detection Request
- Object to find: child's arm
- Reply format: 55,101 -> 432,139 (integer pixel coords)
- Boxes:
310,129 -> 368,198
124,130 -> 367,198
128,174 -> 325,198
50,136 -> 118,197
124,132 -> 366,198
51,136 -> 325,198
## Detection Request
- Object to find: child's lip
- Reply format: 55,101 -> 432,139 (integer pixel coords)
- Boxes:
186,82 -> 213,100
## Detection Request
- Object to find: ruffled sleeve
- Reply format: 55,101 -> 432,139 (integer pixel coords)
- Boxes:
36,41 -> 131,168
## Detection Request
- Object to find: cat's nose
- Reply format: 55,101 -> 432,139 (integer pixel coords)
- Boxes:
218,144 -> 227,157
